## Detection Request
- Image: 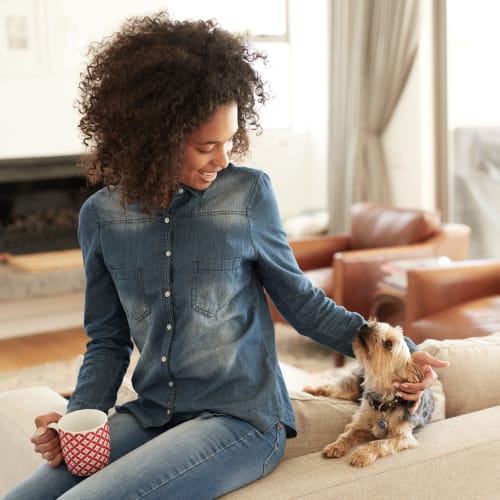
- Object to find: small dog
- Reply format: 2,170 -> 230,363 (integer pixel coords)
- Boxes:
304,319 -> 434,467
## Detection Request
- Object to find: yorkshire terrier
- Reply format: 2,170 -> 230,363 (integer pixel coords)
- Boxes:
303,319 -> 434,467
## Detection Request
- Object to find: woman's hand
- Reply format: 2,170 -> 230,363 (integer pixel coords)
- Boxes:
30,412 -> 64,468
395,351 -> 450,415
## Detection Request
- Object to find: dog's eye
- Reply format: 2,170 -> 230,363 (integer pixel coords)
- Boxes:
383,340 -> 393,350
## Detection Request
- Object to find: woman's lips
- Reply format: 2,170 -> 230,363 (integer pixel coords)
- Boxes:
198,170 -> 218,182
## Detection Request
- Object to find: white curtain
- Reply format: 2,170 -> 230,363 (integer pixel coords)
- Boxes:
328,0 -> 421,232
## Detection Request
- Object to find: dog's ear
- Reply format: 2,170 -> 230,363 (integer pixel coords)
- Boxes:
358,318 -> 376,333
403,361 -> 425,383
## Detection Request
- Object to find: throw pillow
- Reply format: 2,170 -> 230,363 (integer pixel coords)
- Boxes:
420,332 -> 500,417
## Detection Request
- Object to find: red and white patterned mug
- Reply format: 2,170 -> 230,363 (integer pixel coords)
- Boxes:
48,409 -> 110,476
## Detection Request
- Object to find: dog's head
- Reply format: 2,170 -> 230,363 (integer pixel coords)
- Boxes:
353,319 -> 424,392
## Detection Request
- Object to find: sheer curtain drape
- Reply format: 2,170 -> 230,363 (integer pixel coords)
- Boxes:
327,0 -> 420,232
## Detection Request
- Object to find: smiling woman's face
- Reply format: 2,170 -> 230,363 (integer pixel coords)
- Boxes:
179,102 -> 238,190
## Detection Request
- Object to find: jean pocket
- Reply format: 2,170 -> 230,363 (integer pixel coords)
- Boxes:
192,258 -> 240,317
109,267 -> 151,321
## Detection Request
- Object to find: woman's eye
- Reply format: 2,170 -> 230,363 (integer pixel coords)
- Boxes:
383,340 -> 393,350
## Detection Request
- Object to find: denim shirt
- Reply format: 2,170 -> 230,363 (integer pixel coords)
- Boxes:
68,164 -> 366,436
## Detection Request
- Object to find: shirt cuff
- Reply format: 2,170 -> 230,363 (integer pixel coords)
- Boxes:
404,336 -> 418,352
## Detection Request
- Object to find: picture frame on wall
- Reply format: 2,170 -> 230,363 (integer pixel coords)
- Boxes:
0,0 -> 46,74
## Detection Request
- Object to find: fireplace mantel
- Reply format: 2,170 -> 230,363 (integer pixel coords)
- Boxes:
0,155 -> 83,183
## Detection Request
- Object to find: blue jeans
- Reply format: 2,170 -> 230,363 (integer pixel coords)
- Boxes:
5,411 -> 286,499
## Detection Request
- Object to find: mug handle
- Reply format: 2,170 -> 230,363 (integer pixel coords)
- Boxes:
47,422 -> 60,433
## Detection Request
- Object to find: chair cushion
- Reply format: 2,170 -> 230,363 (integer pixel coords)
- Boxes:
420,332 -> 500,418
411,295 -> 500,344
350,203 -> 441,249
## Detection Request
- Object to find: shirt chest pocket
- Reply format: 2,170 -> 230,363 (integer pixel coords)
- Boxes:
192,258 -> 241,317
108,266 -> 151,321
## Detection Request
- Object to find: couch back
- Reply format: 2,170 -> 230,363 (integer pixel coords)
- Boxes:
420,332 -> 500,418
350,202 -> 441,250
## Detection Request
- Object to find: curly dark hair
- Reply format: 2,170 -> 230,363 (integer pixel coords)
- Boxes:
78,11 -> 269,213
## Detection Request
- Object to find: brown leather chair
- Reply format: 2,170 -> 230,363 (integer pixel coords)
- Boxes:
405,259 -> 500,344
268,202 -> 471,365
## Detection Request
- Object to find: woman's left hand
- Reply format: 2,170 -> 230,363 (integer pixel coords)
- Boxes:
394,351 -> 450,415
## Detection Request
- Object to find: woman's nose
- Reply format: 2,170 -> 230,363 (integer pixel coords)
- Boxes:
214,144 -> 230,168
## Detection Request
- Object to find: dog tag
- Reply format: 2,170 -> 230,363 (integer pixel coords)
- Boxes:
378,419 -> 388,430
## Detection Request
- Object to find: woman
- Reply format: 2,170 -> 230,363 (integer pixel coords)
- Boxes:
6,12 -> 446,499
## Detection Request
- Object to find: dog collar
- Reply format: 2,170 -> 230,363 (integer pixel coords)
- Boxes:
367,392 -> 412,412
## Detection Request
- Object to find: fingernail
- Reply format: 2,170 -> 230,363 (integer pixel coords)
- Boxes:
36,427 -> 45,435
393,382 -> 400,389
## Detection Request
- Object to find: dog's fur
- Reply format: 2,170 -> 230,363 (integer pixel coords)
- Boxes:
303,319 -> 434,467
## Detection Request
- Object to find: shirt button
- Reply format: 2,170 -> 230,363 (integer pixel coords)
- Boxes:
161,356 -> 167,363
166,324 -> 172,331
168,381 -> 174,388
165,250 -> 172,257
167,409 -> 172,415
178,188 -> 184,194
164,290 -> 171,298
164,217 -> 170,224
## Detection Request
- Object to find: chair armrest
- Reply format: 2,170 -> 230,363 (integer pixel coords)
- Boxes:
428,223 -> 470,260
406,259 -> 500,321
289,234 -> 350,270
330,223 -> 470,318
332,241 -> 440,317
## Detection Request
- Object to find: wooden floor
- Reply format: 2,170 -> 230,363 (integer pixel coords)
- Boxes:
0,327 -> 88,372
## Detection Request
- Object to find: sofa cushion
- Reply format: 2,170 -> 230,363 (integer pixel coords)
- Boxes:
350,203 -> 441,249
223,405 -> 500,499
420,332 -> 500,417
284,392 -> 357,460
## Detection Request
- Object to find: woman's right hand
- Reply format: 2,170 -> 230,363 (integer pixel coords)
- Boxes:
30,412 -> 64,468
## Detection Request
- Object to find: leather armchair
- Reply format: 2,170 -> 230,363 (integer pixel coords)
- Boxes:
405,259 -> 500,344
268,202 -> 471,364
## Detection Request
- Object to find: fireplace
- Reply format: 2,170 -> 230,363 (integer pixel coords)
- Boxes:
0,155 -> 98,255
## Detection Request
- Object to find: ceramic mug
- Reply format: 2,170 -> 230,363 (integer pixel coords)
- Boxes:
48,409 -> 110,476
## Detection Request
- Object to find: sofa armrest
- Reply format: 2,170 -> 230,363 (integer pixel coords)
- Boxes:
0,387 -> 68,496
406,259 -> 500,321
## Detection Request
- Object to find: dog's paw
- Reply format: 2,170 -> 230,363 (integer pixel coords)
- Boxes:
349,447 -> 377,467
322,440 -> 348,458
303,385 -> 334,397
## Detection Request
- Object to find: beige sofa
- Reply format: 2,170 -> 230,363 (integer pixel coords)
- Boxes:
2,334 -> 500,499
